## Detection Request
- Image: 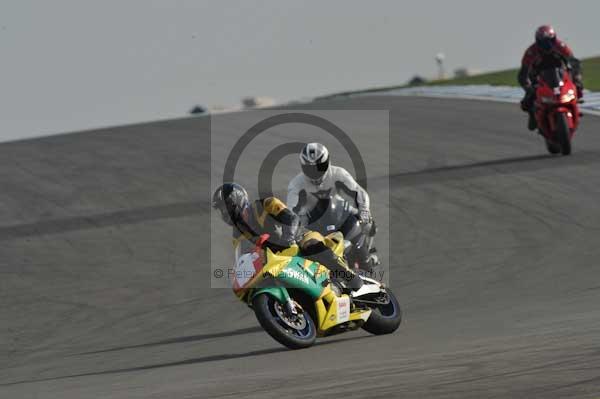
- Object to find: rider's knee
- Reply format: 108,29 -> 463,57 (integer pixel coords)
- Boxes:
299,231 -> 326,254
299,231 -> 324,247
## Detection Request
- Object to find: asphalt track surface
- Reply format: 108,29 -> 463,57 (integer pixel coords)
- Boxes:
1,96 -> 600,398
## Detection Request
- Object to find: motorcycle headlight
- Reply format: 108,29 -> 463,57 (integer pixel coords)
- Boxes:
560,92 -> 575,103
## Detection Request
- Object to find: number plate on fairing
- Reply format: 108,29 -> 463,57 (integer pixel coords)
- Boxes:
336,296 -> 350,323
233,252 -> 262,290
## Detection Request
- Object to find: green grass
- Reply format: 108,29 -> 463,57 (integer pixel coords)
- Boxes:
316,56 -> 600,100
581,56 -> 600,90
427,56 -> 600,90
426,69 -> 520,87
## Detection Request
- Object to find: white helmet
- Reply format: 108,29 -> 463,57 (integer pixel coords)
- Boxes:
300,142 -> 330,185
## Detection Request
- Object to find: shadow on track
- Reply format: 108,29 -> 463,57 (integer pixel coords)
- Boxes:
0,200 -> 209,242
2,334 -> 372,387
0,347 -> 287,387
75,326 -> 265,355
390,151 -> 600,187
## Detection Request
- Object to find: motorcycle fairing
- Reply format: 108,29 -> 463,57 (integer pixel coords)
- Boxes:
535,68 -> 580,140
246,247 -> 327,304
240,236 -> 373,336
314,285 -> 372,335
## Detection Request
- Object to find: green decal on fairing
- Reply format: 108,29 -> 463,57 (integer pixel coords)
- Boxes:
276,257 -> 324,299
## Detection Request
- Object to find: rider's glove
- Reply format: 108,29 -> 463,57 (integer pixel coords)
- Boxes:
359,208 -> 372,224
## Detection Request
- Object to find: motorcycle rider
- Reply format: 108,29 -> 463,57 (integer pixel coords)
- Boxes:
287,143 -> 378,271
212,182 -> 364,292
518,25 -> 584,131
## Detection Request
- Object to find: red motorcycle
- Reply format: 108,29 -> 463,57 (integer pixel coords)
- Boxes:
534,67 -> 581,155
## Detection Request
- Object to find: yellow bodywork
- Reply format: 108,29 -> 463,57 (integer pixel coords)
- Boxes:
234,245 -> 301,301
314,232 -> 372,335
238,232 -> 372,335
314,286 -> 372,335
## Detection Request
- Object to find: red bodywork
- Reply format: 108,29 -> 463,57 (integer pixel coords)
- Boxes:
535,68 -> 580,143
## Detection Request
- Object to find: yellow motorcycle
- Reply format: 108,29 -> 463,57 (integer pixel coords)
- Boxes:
231,233 -> 401,349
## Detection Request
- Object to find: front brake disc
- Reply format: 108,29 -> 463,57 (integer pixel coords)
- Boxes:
274,301 -> 307,330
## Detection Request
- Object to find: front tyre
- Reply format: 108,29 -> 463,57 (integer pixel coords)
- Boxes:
361,288 -> 402,335
252,294 -> 316,349
545,139 -> 561,155
556,112 -> 572,156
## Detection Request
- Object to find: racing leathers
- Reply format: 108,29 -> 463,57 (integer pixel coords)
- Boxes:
231,196 -> 363,291
287,165 -> 377,270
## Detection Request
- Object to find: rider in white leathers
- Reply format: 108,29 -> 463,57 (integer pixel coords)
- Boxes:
287,143 -> 378,270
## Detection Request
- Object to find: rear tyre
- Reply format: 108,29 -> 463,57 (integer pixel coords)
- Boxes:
253,294 -> 316,349
556,113 -> 572,155
361,288 -> 402,335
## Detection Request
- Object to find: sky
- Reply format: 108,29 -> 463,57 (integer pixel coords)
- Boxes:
1,0 -> 599,142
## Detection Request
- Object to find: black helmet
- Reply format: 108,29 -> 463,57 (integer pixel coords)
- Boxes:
212,183 -> 249,226
300,142 -> 330,185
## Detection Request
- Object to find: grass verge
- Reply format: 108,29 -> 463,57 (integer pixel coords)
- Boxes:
317,56 -> 600,100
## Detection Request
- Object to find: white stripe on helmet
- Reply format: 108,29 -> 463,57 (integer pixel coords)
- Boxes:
300,143 -> 329,165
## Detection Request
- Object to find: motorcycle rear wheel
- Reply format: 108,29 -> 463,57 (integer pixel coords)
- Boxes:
361,288 -> 402,335
253,294 -> 316,349
556,113 -> 572,155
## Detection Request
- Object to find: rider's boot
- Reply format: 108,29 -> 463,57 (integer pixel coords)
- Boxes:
367,253 -> 381,267
354,250 -> 379,278
528,111 -> 537,131
365,233 -> 381,268
521,89 -> 537,131
348,270 -> 364,290
325,254 -> 364,293
305,249 -> 363,293
301,234 -> 364,294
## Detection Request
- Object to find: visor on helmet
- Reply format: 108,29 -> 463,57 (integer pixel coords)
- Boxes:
301,158 -> 329,182
213,201 -> 233,225
537,36 -> 556,51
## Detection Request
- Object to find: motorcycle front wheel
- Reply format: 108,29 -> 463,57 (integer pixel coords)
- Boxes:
545,138 -> 561,155
252,294 -> 316,349
555,112 -> 572,155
